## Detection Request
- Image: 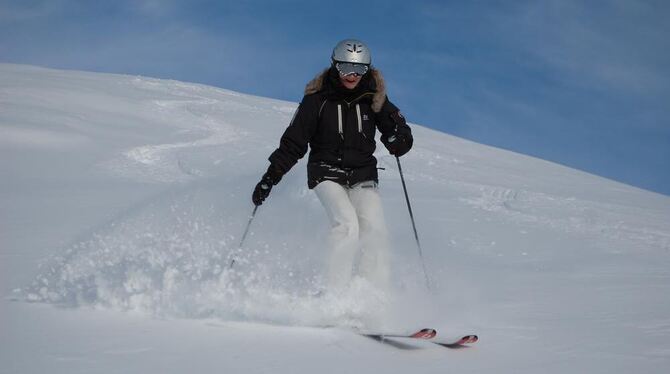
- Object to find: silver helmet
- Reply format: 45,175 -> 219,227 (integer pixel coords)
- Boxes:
331,39 -> 371,65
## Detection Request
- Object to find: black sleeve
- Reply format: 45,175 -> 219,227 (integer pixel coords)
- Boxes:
376,97 -> 413,153
268,95 -> 320,176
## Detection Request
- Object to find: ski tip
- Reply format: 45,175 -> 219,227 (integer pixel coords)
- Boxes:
410,328 -> 437,339
434,335 -> 479,348
456,335 -> 478,345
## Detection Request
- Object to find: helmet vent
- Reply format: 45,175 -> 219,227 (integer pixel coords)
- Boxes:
347,43 -> 362,53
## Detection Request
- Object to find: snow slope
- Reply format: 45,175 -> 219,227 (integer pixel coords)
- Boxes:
2,63 -> 669,373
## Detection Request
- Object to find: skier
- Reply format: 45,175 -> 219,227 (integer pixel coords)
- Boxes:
251,39 -> 413,295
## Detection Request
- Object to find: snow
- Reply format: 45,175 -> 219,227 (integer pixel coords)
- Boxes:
2,63 -> 669,373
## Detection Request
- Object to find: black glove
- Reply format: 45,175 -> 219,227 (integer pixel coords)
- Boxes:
385,111 -> 413,157
252,165 -> 283,206
387,133 -> 412,157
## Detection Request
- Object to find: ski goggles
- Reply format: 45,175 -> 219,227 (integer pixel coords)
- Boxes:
335,62 -> 369,77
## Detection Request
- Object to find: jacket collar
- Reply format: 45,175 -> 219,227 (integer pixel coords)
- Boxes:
304,67 -> 387,112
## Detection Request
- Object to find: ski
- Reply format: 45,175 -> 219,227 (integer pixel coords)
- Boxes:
362,328 -> 437,340
432,334 -> 479,347
361,328 -> 478,349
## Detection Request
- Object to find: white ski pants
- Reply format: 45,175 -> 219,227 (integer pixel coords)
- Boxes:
313,180 -> 390,293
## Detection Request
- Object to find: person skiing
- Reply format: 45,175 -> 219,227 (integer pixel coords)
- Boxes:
251,39 -> 413,295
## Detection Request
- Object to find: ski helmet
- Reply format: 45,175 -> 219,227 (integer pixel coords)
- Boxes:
331,39 -> 371,65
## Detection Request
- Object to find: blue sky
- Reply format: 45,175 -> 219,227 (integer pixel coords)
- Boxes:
2,0 -> 669,195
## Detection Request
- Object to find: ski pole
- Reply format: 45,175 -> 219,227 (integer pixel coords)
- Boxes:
396,156 -> 431,290
229,205 -> 258,269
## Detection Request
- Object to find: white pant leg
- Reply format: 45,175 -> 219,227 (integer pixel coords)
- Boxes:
314,181 -> 360,292
348,182 -> 391,293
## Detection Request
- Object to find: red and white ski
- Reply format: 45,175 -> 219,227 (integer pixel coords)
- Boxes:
433,334 -> 479,347
362,328 -> 478,348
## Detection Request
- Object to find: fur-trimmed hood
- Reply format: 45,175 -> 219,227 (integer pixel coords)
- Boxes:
304,67 -> 387,113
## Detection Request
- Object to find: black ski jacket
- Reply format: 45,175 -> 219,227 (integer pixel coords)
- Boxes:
268,66 -> 413,189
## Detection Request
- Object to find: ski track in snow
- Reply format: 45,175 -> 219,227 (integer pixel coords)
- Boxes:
103,78 -> 247,183
456,183 -> 670,250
